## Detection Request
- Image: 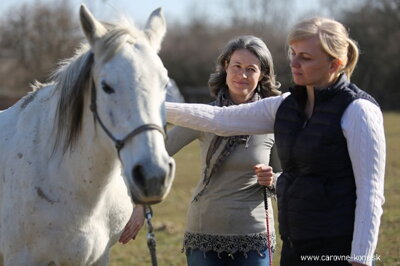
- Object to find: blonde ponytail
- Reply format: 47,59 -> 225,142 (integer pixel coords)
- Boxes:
343,38 -> 359,79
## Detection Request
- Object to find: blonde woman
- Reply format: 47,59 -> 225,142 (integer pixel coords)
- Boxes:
165,18 -> 385,266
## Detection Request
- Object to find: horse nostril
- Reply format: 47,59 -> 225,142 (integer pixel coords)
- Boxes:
132,165 -> 145,189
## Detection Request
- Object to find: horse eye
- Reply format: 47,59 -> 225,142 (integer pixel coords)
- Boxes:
164,79 -> 173,90
102,82 -> 115,94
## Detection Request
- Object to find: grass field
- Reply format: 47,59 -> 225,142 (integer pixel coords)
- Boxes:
110,112 -> 400,266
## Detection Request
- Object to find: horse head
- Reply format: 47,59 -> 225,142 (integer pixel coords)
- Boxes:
79,5 -> 175,204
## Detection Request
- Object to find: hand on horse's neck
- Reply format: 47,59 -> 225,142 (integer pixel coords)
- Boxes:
305,86 -> 315,119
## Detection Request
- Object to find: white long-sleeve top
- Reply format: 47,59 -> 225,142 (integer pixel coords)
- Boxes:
166,93 -> 385,266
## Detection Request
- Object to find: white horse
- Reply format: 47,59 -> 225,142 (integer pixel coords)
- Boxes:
0,5 -> 175,265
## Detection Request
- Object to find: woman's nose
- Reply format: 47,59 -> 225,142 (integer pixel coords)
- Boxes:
290,57 -> 299,68
235,68 -> 248,78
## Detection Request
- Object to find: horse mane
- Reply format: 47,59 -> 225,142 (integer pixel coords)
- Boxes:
51,19 -> 142,153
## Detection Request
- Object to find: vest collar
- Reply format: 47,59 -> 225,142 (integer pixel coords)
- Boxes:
289,74 -> 350,103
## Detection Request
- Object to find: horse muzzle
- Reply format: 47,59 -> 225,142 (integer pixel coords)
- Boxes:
129,156 -> 175,205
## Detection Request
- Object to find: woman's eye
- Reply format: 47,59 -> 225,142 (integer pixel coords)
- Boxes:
102,82 -> 115,94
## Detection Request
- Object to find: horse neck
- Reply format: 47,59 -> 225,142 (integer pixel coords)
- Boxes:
61,96 -> 121,203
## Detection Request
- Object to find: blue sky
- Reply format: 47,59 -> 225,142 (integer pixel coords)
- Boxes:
1,0 -> 360,28
0,0 -> 229,25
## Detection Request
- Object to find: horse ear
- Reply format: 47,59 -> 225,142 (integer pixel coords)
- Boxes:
144,8 -> 166,53
79,4 -> 107,46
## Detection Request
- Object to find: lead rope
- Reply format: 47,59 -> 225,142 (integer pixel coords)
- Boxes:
264,188 -> 273,266
144,206 -> 158,266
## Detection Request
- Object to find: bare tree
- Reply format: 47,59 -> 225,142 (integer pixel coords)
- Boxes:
0,0 -> 81,97
2,0 -> 397,108
342,0 -> 400,109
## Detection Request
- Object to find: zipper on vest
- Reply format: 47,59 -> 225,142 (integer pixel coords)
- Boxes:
302,96 -> 316,128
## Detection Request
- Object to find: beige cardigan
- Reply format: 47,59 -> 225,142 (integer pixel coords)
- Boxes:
166,125 -> 278,254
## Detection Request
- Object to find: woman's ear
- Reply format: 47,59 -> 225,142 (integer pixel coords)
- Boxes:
330,58 -> 343,73
224,60 -> 229,71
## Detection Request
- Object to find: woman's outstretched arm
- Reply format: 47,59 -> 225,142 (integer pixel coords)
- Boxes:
166,93 -> 288,136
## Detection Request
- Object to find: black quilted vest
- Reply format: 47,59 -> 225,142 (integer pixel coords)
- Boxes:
274,74 -> 378,240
